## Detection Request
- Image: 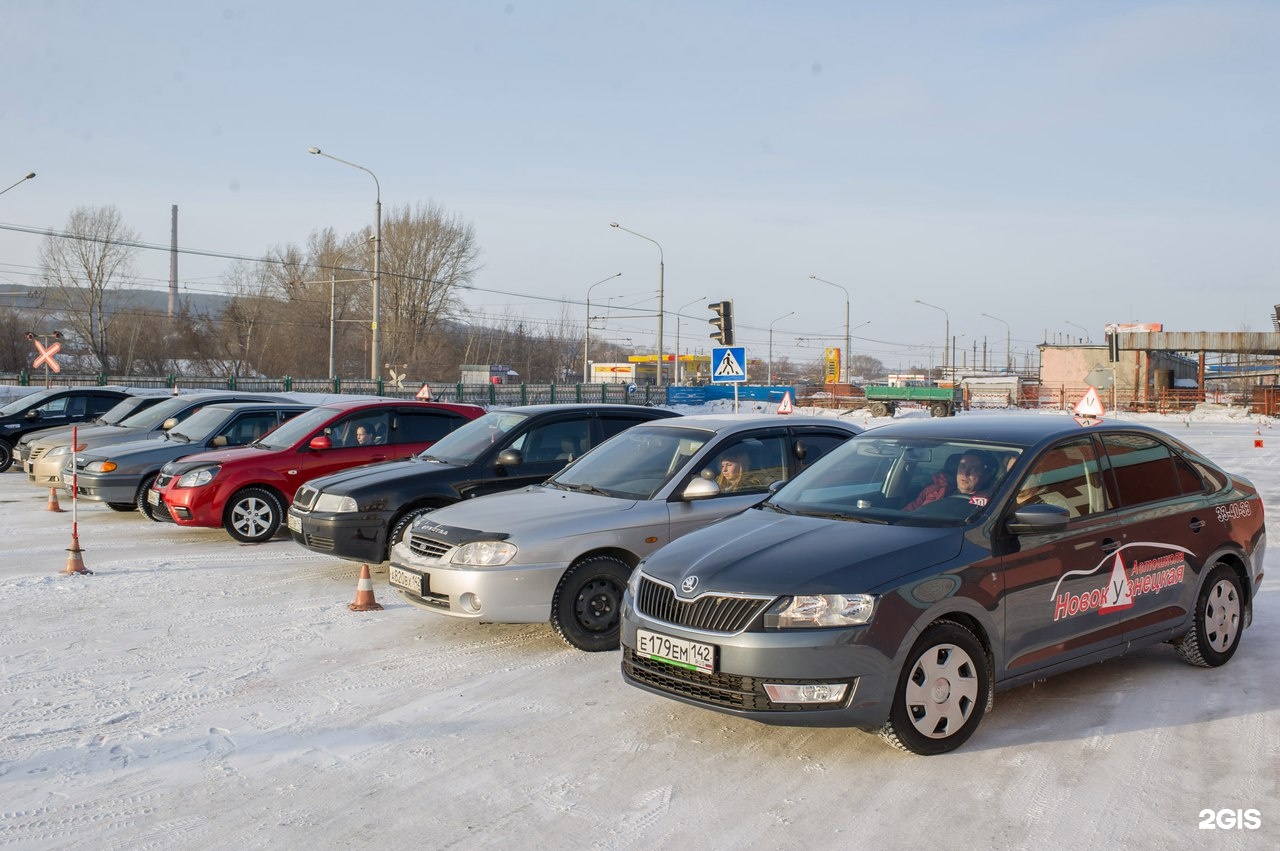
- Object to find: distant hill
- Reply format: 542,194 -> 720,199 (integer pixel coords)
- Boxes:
0,284 -> 234,316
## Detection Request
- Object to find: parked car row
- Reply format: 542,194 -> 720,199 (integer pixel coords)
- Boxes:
9,391 -> 1266,754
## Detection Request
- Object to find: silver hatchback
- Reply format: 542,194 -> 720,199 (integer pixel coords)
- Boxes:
388,414 -> 861,651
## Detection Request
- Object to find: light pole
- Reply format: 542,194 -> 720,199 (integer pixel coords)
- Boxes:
809,275 -> 851,383
609,223 -> 665,387
673,295 -> 706,385
0,172 -> 35,197
583,272 -> 623,383
768,311 -> 795,385
1065,321 -> 1091,342
982,312 -> 1011,373
309,147 -> 381,381
915,299 -> 950,383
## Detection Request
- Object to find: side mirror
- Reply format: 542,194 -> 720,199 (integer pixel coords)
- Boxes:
496,448 -> 523,467
211,436 -> 228,448
682,477 -> 721,501
24,409 -> 40,420
309,435 -> 333,451
162,417 -> 180,430
1007,503 -> 1071,535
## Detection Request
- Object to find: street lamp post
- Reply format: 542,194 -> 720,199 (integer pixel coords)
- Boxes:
309,147 -> 381,381
673,295 -> 707,385
0,172 -> 35,197
915,299 -> 950,383
768,311 -> 796,385
609,223 -> 665,387
981,312 -> 1011,373
809,276 -> 851,383
583,272 -> 623,383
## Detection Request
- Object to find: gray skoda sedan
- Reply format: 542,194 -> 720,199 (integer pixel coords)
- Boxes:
621,415 -> 1265,754
388,414 -> 861,651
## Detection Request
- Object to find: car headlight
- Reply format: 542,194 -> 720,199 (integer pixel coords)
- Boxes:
627,564 -> 644,599
46,445 -> 73,458
764,594 -> 877,628
176,466 -> 220,488
451,540 -> 517,567
314,493 -> 358,513
85,460 -> 118,473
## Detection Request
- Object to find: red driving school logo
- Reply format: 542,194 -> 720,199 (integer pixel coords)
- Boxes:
1049,543 -> 1192,621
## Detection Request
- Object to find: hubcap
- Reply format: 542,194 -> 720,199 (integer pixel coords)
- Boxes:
232,497 -> 274,539
905,643 -> 979,739
1204,579 -> 1241,653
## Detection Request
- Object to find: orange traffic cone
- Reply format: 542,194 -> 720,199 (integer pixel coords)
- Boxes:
46,487 -> 65,512
348,563 -> 383,611
63,530 -> 91,575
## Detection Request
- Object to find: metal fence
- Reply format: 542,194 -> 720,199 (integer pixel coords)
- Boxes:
0,372 -> 668,407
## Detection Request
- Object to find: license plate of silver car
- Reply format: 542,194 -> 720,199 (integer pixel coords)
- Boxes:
147,489 -> 161,506
637,629 -> 716,674
390,566 -> 424,596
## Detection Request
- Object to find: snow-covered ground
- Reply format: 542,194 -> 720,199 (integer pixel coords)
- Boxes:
1,404 -> 1278,850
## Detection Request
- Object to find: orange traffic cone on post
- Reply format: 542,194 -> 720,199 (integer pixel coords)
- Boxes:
63,529 -> 91,575
348,563 -> 383,611
46,487 -> 65,512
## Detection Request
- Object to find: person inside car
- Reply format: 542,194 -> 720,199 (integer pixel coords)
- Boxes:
715,448 -> 752,493
354,425 -> 373,446
904,449 -> 995,511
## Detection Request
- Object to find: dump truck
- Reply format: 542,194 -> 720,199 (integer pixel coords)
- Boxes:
863,384 -> 963,417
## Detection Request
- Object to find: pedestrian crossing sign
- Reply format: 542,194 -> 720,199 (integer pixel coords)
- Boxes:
711,346 -> 746,383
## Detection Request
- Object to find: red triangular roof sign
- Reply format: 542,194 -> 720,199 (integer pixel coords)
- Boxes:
777,391 -> 794,415
1073,385 -> 1105,425
416,383 -> 433,400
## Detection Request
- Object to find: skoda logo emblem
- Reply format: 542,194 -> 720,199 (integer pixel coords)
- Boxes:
681,576 -> 699,594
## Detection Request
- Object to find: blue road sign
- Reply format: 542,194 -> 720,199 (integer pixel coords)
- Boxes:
711,346 -> 747,383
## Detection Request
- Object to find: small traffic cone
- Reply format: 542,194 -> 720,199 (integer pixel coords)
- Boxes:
46,487 -> 65,513
62,531 -> 92,575
348,563 -> 383,611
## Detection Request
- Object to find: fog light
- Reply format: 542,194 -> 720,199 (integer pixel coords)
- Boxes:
459,592 -> 481,614
172,507 -> 191,520
763,682 -> 850,704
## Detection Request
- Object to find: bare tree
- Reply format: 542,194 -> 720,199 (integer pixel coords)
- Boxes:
39,206 -> 140,372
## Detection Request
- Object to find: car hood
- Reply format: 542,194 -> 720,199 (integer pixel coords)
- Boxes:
79,434 -> 178,461
31,423 -> 145,448
305,456 -> 439,495
638,508 -> 964,595
163,444 -> 276,472
410,485 -> 639,538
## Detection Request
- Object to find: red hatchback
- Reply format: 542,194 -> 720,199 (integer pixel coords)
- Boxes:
150,399 -> 484,543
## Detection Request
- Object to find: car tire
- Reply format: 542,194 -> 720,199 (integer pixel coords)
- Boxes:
135,474 -> 162,520
1175,562 -> 1243,667
880,620 -> 990,755
0,440 -> 12,473
550,555 -> 632,652
106,502 -> 135,512
224,487 -> 283,543
387,506 -> 436,560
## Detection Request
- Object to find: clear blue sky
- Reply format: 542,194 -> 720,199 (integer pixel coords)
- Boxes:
3,1 -> 1278,374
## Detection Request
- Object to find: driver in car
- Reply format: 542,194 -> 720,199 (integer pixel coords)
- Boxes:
904,450 -> 995,511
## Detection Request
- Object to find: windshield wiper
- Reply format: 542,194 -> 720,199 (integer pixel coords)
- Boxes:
558,481 -> 610,496
169,432 -> 191,443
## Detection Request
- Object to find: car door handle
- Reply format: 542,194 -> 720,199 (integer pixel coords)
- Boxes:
1188,517 -> 1205,533
1101,538 -> 1121,554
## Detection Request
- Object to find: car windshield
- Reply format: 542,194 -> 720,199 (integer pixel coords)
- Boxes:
548,425 -> 711,500
418,410 -> 531,465
768,435 -> 1023,526
0,389 -> 59,416
118,394 -> 208,429
166,407 -> 237,443
254,406 -> 338,450
97,397 -> 155,425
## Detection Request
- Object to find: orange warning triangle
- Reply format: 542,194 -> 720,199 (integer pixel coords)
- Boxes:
777,391 -> 794,415
1073,385 -> 1105,425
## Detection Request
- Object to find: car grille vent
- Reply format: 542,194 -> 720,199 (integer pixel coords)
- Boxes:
407,534 -> 452,561
29,446 -> 48,462
294,485 -> 319,510
623,650 -> 849,713
635,576 -> 771,634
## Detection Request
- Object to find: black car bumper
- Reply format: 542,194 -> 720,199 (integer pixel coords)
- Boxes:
287,509 -> 391,563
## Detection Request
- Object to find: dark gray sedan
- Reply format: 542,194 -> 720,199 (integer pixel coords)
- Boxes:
621,415 -> 1265,754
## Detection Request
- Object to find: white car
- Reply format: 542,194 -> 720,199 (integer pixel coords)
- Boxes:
388,414 -> 861,650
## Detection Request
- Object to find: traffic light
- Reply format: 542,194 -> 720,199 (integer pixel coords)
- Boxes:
708,300 -> 734,346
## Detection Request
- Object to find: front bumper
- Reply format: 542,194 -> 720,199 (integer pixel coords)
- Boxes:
620,600 -> 895,730
388,550 -> 567,623
158,486 -> 222,528
72,471 -> 143,505
287,508 -> 391,563
30,455 -> 68,487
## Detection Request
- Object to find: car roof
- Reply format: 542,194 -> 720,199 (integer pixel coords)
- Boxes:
489,404 -> 680,415
859,413 -> 1169,447
625,413 -> 860,435
310,398 -> 485,414
196,401 -> 315,413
